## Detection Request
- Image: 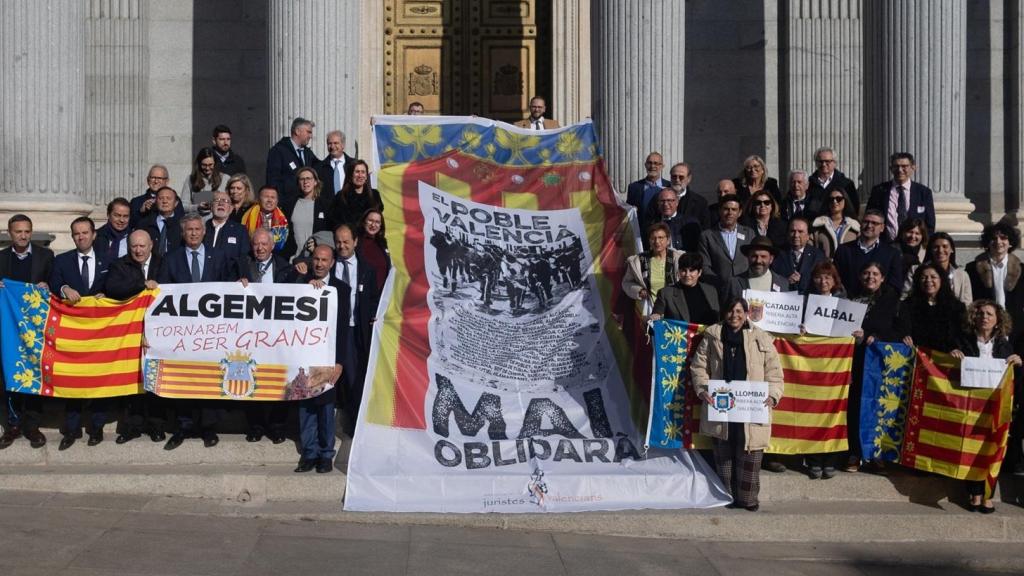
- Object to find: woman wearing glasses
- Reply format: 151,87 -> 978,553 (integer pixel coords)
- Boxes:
812,189 -> 859,258
740,191 -> 788,250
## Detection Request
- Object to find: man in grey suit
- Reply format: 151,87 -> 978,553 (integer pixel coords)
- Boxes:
725,236 -> 790,303
698,194 -> 754,294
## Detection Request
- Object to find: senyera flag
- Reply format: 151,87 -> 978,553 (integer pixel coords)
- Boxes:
0,279 -> 151,398
346,116 -> 730,513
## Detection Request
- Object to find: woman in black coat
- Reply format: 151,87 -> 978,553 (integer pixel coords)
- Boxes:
898,263 -> 966,353
951,300 -> 1022,513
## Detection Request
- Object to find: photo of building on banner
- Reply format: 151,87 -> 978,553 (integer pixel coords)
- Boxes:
142,283 -> 338,401
347,117 -> 731,513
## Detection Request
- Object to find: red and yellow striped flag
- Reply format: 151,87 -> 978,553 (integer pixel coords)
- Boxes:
144,359 -> 288,400
767,335 -> 853,455
41,291 -> 156,398
901,349 -> 1013,495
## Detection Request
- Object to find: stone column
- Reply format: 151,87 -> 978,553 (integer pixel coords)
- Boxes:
86,0 -> 148,208
1012,0 -> 1024,219
0,0 -> 93,251
268,0 -> 361,159
591,1 -> 685,194
552,0 -> 591,126
784,0 -> 863,185
863,0 -> 980,233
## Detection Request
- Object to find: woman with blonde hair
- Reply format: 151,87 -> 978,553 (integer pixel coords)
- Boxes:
281,167 -> 332,260
732,155 -> 782,206
226,173 -> 255,222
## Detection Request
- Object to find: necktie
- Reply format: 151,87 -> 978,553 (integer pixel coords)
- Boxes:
896,186 -> 907,224
258,260 -> 270,281
795,200 -> 803,214
297,148 -> 305,165
190,250 -> 201,282
158,219 -> 168,254
80,255 -> 90,291
341,259 -> 351,286
333,159 -> 343,193
534,119 -> 542,130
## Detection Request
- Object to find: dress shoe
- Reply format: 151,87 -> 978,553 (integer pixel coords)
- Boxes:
24,429 -> 46,449
87,432 -> 104,446
822,467 -> 836,479
149,430 -> 166,443
765,460 -> 787,473
980,503 -> 996,514
163,432 -> 185,451
316,458 -> 333,473
116,430 -> 140,445
808,466 -> 823,479
58,434 -> 78,451
294,459 -> 316,473
268,431 -> 287,444
245,431 -> 262,443
0,426 -> 21,449
745,504 -> 760,512
203,433 -> 219,448
967,502 -> 980,513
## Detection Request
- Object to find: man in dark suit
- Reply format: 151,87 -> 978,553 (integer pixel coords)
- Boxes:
0,214 -> 54,450
780,171 -> 825,221
237,227 -> 295,444
626,152 -> 670,233
94,197 -> 132,264
50,217 -> 111,450
698,194 -> 754,293
140,186 -> 183,257
204,190 -> 250,268
314,130 -> 356,200
211,124 -> 247,176
664,162 -> 710,230
294,244 -> 346,473
157,213 -> 236,451
833,210 -> 904,297
725,237 -> 790,303
129,165 -> 184,229
106,230 -> 169,444
332,224 -> 379,438
266,117 -> 319,203
650,188 -> 702,253
807,147 -> 860,213
866,152 -> 935,242
771,216 -> 826,294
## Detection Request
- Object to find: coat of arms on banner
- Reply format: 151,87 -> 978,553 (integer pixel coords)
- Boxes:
748,298 -> 765,322
220,350 -> 257,399
711,387 -> 736,413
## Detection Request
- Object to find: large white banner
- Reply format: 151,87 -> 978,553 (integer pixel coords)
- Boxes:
345,175 -> 730,513
143,282 -> 338,401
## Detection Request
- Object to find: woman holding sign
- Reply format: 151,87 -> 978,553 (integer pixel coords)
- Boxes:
951,300 -> 1021,513
691,297 -> 784,511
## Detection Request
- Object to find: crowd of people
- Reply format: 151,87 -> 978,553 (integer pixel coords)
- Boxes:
0,100 -> 1020,513
627,148 -> 1024,513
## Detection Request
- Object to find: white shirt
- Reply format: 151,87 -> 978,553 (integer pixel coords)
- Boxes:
816,171 -> 834,189
76,249 -> 97,291
141,256 -> 152,280
257,257 -> 274,284
13,244 -> 32,260
991,255 -> 1008,307
335,256 -> 358,326
977,338 -> 994,359
210,219 -> 227,246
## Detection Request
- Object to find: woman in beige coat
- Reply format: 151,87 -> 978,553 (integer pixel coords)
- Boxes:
690,297 -> 785,511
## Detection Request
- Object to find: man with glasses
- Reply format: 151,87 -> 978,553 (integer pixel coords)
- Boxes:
204,190 -> 250,267
781,170 -> 824,221
833,209 -> 904,297
652,188 -> 702,252
807,147 -> 860,212
663,162 -> 710,230
626,152 -> 670,232
129,165 -> 184,228
866,152 -> 935,242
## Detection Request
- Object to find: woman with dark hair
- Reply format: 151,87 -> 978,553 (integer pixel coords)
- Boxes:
847,261 -> 902,472
226,174 -> 255,223
328,160 -> 383,230
951,300 -> 1021,513
691,297 -> 785,511
896,218 -> 929,271
356,209 -> 391,293
740,190 -> 788,250
182,147 -> 226,215
732,155 -> 782,205
811,189 -> 859,258
898,263 -> 966,353
649,251 -> 720,326
623,222 -> 684,314
281,167 -> 331,260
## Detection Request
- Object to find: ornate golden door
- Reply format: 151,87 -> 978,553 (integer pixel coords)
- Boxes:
383,0 -> 550,122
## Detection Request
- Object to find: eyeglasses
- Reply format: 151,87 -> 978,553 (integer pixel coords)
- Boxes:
862,220 -> 884,227
829,197 -> 845,203
148,176 -> 168,181
658,198 -> 678,204
816,159 -> 835,165
753,200 -> 772,207
213,199 -> 231,204
670,174 -> 688,180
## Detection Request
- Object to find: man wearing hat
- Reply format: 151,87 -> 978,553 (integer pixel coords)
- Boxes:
724,236 -> 790,303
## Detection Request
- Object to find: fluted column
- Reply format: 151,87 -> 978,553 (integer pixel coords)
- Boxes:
86,0 -> 148,207
0,0 -> 93,250
268,0 -> 361,156
785,0 -> 863,184
552,0 -> 591,126
592,1 -> 685,194
863,0 -> 980,233
1014,0 -> 1024,219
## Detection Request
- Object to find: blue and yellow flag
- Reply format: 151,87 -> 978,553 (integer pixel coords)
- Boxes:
647,319 -> 701,448
859,340 -> 914,461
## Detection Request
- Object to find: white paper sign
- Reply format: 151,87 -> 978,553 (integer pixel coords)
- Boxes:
802,294 -> 867,337
742,290 -> 803,334
960,357 -> 1009,389
705,380 -> 770,424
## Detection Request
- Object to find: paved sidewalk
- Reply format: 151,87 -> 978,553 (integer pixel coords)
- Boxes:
1,491 -> 1022,575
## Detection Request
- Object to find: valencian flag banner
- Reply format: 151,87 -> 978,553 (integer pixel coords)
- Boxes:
861,343 -> 1013,495
346,117 -> 730,513
859,340 -> 914,462
647,319 -> 702,449
0,280 -> 152,398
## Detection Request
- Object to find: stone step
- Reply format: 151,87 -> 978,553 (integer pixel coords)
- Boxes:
0,464 -> 346,503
